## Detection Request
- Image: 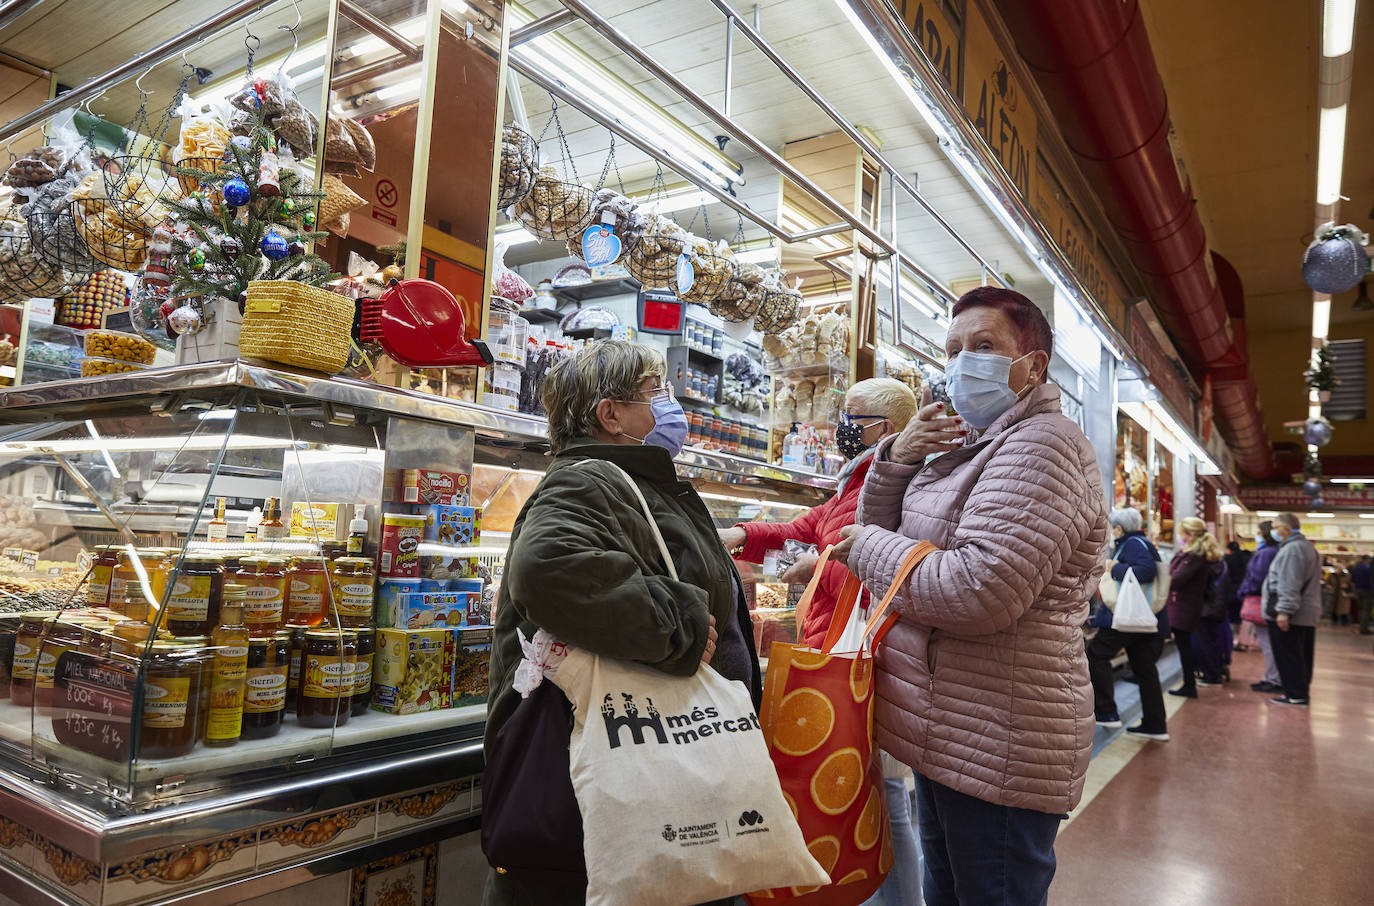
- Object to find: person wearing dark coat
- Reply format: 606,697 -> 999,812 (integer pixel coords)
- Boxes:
1167,517 -> 1226,698
1224,541 -> 1253,649
1088,507 -> 1169,740
1238,523 -> 1283,692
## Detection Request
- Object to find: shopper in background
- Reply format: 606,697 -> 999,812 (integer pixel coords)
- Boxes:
719,378 -> 919,647
1166,517 -> 1226,698
1088,507 -> 1169,740
1263,513 -> 1322,707
483,341 -> 759,906
833,287 -> 1109,905
1352,554 -> 1373,635
1239,521 -> 1283,693
1224,541 -> 1253,650
1330,564 -> 1354,626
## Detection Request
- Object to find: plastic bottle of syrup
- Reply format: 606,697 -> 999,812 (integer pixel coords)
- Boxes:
204,584 -> 250,747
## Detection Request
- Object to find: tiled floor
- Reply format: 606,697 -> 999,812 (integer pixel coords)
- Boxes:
1053,627 -> 1374,906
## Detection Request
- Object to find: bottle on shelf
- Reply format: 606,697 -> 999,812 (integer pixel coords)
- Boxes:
205,584 -> 250,748
208,497 -> 228,543
782,423 -> 804,467
346,517 -> 368,556
259,498 -> 286,542
243,506 -> 263,544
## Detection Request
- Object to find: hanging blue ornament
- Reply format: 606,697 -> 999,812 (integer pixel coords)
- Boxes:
261,230 -> 289,260
1302,223 -> 1371,294
1304,417 -> 1334,447
223,178 -> 251,207
1302,478 -> 1323,497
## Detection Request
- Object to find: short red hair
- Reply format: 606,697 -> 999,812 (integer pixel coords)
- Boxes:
951,287 -> 1054,360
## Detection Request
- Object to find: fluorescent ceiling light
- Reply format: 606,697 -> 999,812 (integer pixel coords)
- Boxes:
346,16 -> 426,59
638,189 -> 714,216
736,246 -> 780,266
1360,513 -> 1374,519
375,78 -> 423,102
829,0 -> 949,141
1323,0 -> 1357,57
876,268 -> 947,321
1330,478 -> 1374,484
1,436 -> 293,455
495,225 -> 539,247
1313,297 -> 1332,340
1316,104 -> 1348,206
507,3 -> 741,191
1257,511 -> 1281,518
1307,512 -> 1335,518
697,491 -> 811,512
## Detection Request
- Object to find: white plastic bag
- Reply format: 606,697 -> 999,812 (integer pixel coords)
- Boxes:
553,649 -> 828,906
1111,569 -> 1157,633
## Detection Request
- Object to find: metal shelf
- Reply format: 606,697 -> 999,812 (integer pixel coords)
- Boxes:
551,277 -> 641,302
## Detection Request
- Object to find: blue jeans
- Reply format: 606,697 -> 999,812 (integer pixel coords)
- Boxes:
861,778 -> 923,906
913,772 -> 1062,906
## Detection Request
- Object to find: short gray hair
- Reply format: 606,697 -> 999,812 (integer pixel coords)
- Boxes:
846,378 -> 918,429
1277,512 -> 1301,530
1109,507 -> 1143,533
541,341 -> 665,454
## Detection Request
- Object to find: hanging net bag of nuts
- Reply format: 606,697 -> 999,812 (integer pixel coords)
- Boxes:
711,261 -> 768,323
514,98 -> 595,240
0,203 -> 76,303
754,270 -> 803,335
497,123 -> 539,211
626,214 -> 691,290
679,236 -> 737,306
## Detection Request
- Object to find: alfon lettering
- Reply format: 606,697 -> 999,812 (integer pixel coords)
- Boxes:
975,66 -> 1031,196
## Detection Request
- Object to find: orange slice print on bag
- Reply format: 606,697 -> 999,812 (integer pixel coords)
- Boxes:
782,790 -> 799,822
791,835 -> 841,895
850,655 -> 873,701
854,784 -> 882,851
878,817 -> 894,873
810,748 -> 864,815
790,650 -> 830,670
776,689 -> 835,757
839,869 -> 869,885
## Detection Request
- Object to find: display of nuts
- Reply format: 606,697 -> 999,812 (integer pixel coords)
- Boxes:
81,356 -> 146,377
515,166 -> 595,240
84,330 -> 156,364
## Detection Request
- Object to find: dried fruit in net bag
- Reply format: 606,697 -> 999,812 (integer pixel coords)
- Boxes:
0,205 -> 74,303
2,146 -> 65,193
565,189 -> 647,264
626,214 -> 690,289
711,261 -> 768,323
754,270 -> 803,335
497,124 -> 539,210
69,172 -> 150,271
679,236 -> 737,305
515,166 -> 595,241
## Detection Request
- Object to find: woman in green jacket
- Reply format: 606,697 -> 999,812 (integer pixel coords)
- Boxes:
483,340 -> 762,906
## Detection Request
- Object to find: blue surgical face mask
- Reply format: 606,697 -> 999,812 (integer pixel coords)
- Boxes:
620,393 -> 689,458
945,350 -> 1036,429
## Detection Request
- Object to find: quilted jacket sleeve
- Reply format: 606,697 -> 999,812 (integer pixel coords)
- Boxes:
849,425 -> 1098,636
855,434 -> 922,530
737,497 -> 828,564
505,466 -> 710,675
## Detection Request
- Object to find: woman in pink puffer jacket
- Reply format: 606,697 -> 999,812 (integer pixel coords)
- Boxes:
835,287 -> 1109,906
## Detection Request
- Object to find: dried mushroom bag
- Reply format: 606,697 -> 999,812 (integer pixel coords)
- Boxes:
514,165 -> 595,240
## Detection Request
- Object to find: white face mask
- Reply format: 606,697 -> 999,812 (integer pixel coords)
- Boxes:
945,350 -> 1036,429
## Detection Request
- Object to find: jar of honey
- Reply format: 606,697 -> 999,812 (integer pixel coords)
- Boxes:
285,624 -> 308,713
321,541 -> 348,562
87,545 -> 120,606
165,555 -> 225,636
9,611 -> 57,708
237,556 -> 288,634
351,628 -> 375,716
35,617 -> 94,708
329,558 -> 376,628
111,549 -> 164,615
297,629 -> 351,728
242,633 -> 290,739
0,616 -> 18,700
286,558 -> 329,627
204,585 -> 249,748
139,641 -> 203,759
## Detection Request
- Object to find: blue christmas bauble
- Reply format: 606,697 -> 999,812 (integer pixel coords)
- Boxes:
1304,418 -> 1334,447
1302,478 -> 1323,496
223,178 -> 251,207
1310,496 -> 1326,508
1302,231 -> 1371,294
261,230 -> 289,260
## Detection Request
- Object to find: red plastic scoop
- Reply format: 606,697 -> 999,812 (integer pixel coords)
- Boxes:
359,278 -> 494,368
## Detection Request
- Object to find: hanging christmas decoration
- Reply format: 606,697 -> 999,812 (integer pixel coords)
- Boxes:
188,246 -> 207,270
302,210 -> 316,230
1304,417 -> 1334,447
261,230 -> 289,260
222,177 -> 251,207
168,303 -> 203,334
1302,222 -> 1371,294
287,240 -> 306,257
221,237 -> 241,259
279,197 -> 296,217
1302,478 -> 1323,497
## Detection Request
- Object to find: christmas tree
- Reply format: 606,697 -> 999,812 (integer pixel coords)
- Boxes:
166,96 -> 334,311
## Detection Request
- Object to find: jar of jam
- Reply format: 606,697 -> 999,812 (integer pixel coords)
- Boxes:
285,624 -> 308,713
351,628 -> 375,716
286,558 -> 329,627
329,558 -> 376,628
242,632 -> 290,738
165,555 -> 225,636
87,545 -> 119,606
237,556 -> 288,634
139,641 -> 203,759
297,629 -> 351,728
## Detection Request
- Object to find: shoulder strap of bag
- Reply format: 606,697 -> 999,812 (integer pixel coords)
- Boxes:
862,541 -> 939,650
569,459 -> 678,581
811,545 -> 863,652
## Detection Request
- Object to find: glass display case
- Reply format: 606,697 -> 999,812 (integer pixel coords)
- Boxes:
0,361 -> 831,905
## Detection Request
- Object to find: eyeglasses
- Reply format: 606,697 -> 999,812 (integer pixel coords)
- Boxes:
839,413 -> 885,427
618,385 -> 673,405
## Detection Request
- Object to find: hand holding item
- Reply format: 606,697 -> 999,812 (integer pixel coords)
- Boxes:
1276,613 -> 1291,632
702,614 -> 718,665
832,525 -> 860,565
888,386 -> 967,465
718,526 -> 747,554
779,552 -> 819,585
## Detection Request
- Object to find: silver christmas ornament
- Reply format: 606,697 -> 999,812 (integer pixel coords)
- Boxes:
1304,418 -> 1334,447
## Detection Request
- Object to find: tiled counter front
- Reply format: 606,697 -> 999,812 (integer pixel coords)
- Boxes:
0,775 -> 483,906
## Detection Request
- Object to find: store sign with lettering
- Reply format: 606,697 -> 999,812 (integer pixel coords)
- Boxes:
1127,308 -> 1193,424
899,1 -> 961,94
962,0 -> 1035,198
1238,485 -> 1374,511
51,651 -> 137,762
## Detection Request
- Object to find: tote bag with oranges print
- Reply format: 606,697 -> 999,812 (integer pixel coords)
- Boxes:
747,541 -> 937,906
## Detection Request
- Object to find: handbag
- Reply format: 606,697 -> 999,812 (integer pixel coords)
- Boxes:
1111,569 -> 1158,632
1240,594 -> 1266,625
748,541 -> 938,906
1098,566 -> 1119,607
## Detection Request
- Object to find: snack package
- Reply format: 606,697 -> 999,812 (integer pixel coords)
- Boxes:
418,504 -> 482,545
373,627 -> 456,714
385,469 -> 472,506
380,513 -> 426,577
491,243 -> 533,302
173,97 -> 232,192
396,591 -> 480,629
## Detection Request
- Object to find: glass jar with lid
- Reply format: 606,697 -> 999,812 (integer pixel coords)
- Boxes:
242,632 -> 290,738
351,628 -> 375,716
9,611 -> 57,708
35,616 -> 97,707
297,629 -> 352,728
139,641 -> 204,759
329,558 -> 376,628
285,624 -> 309,713
286,557 -> 329,627
111,549 -> 165,615
0,616 -> 19,700
236,556 -> 288,635
165,555 -> 225,636
87,545 -> 120,606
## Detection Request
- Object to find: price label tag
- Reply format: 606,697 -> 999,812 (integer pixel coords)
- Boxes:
676,253 -> 695,296
580,222 -> 622,268
52,652 -> 137,763
48,567 -> 63,577
21,550 -> 37,572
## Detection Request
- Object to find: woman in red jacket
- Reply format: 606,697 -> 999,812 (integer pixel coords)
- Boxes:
719,377 -> 919,645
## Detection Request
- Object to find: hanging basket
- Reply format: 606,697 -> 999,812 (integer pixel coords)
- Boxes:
240,280 -> 355,374
515,167 -> 595,241
754,282 -> 802,335
680,238 -> 737,306
0,205 -> 83,303
102,155 -> 181,232
711,262 -> 768,323
497,124 -> 540,211
564,189 -> 647,264
626,215 -> 689,290
69,195 -> 152,274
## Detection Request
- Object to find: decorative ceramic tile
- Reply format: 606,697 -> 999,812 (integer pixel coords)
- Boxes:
350,843 -> 437,906
257,802 -> 378,868
0,814 -> 37,871
103,831 -> 258,906
28,833 -> 102,905
376,779 -> 472,837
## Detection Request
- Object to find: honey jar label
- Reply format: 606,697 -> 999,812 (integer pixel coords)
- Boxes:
244,583 -> 285,621
351,653 -> 373,696
244,667 -> 287,713
337,582 -> 374,617
289,577 -> 327,619
11,641 -> 36,679
36,644 -> 76,688
88,564 -> 113,604
166,576 -> 212,621
302,655 -> 348,698
143,677 -> 191,728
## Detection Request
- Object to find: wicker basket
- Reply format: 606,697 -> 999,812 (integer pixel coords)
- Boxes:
754,286 -> 802,335
497,125 -> 539,210
240,280 -> 355,373
679,243 -> 737,306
